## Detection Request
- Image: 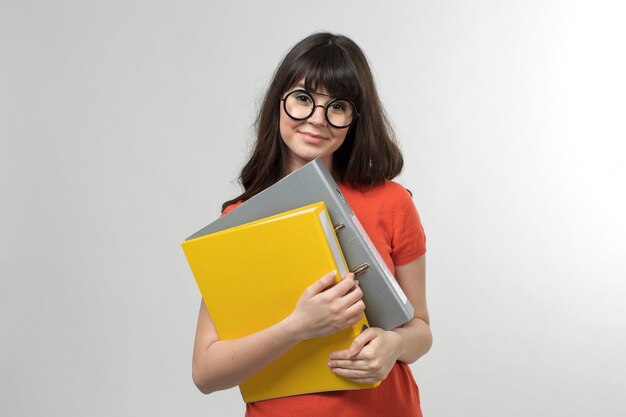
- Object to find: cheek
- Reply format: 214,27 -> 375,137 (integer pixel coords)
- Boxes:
279,108 -> 298,138
330,128 -> 349,146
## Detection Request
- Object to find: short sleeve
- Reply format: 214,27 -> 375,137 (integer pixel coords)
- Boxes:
390,186 -> 427,266
220,200 -> 243,217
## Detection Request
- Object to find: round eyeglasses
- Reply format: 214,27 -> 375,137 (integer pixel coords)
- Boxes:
281,89 -> 359,129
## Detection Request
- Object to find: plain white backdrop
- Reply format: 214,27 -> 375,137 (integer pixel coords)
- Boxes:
2,1 -> 625,416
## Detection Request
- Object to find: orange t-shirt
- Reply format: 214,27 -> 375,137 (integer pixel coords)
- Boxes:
225,180 -> 427,417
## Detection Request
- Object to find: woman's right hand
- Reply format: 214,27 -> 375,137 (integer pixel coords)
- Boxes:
286,271 -> 366,341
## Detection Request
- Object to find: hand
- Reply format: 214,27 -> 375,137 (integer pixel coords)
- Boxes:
328,327 -> 402,384
287,271 -> 365,341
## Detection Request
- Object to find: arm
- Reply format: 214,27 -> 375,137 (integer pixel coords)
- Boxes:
390,255 -> 432,363
328,255 -> 432,384
192,271 -> 365,394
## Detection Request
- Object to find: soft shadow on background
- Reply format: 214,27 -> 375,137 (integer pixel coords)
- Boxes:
2,1 -> 625,416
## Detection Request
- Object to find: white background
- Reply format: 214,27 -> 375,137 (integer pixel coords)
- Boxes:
2,1 -> 625,416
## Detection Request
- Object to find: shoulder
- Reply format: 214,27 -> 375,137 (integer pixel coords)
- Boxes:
380,180 -> 414,202
341,180 -> 413,203
341,180 -> 426,264
339,180 -> 419,226
377,181 -> 419,222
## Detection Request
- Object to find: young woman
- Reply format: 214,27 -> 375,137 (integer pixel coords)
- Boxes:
192,32 -> 432,417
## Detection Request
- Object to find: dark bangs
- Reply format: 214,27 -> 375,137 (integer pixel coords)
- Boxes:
287,43 -> 360,105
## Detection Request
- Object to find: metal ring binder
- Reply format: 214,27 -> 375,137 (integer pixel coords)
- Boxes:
185,158 -> 414,330
351,263 -> 369,276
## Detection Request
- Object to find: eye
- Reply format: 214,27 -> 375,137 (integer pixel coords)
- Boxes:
293,92 -> 312,104
328,99 -> 350,114
330,102 -> 346,111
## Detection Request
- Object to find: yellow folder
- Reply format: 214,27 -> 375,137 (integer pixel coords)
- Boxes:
181,202 -> 378,402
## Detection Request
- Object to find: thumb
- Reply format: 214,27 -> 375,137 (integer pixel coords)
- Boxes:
305,271 -> 336,297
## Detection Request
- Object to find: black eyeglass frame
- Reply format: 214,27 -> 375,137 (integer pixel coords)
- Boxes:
280,89 -> 360,129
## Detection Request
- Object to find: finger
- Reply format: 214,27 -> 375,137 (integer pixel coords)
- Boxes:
346,278 -> 360,294
348,377 -> 380,385
327,328 -> 368,360
328,348 -> 352,360
329,364 -> 381,385
330,367 -> 373,379
347,327 -> 379,357
321,272 -> 355,299
340,284 -> 363,308
342,300 -> 365,323
304,271 -> 336,297
328,358 -> 369,369
331,367 -> 371,377
342,272 -> 355,281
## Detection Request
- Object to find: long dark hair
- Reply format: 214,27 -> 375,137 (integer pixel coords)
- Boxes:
222,32 -> 403,211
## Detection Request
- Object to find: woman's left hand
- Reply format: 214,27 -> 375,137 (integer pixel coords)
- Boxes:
327,327 -> 403,384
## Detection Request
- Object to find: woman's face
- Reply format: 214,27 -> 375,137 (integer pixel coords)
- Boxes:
279,81 -> 350,174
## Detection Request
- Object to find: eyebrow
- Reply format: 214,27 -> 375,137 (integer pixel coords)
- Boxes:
293,83 -> 334,98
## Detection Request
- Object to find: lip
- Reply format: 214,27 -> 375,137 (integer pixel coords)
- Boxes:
299,131 -> 327,141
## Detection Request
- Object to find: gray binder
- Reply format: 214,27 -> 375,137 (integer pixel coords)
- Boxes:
186,158 -> 414,330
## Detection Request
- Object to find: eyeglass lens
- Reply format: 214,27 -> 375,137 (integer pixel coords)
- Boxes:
284,90 -> 355,128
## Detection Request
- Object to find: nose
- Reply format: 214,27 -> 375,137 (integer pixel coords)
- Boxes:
307,104 -> 327,126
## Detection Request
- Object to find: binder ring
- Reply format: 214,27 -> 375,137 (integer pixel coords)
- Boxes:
334,223 -> 345,233
351,263 -> 369,276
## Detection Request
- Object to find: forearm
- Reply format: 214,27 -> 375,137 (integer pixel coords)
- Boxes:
392,257 -> 432,364
193,315 -> 302,394
192,271 -> 364,394
392,317 -> 433,364
327,318 -> 432,383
